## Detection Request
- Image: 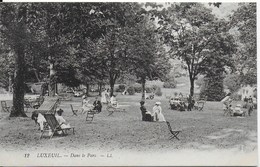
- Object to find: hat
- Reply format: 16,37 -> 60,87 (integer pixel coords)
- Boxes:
155,102 -> 161,105
236,104 -> 241,107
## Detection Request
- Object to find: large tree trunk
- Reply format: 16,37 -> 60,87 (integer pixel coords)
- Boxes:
190,77 -> 195,97
49,62 -> 56,97
85,83 -> 90,96
141,77 -> 146,101
98,82 -> 102,96
109,73 -> 118,97
8,74 -> 12,93
109,79 -> 115,97
10,45 -> 27,117
10,5 -> 27,117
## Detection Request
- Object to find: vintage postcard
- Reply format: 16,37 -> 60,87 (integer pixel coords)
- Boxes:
0,1 -> 258,166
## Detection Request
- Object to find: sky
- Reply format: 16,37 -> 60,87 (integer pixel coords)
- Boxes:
205,3 -> 239,19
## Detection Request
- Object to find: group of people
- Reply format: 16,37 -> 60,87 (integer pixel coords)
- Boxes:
82,95 -> 102,114
101,88 -> 118,107
140,101 -> 166,122
169,94 -> 198,111
221,93 -> 255,117
31,108 -> 71,134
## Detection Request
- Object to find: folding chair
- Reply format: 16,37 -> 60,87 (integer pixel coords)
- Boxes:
86,110 -> 95,122
166,121 -> 181,140
41,114 -> 75,139
70,104 -> 78,116
33,97 -> 60,115
1,101 -> 11,112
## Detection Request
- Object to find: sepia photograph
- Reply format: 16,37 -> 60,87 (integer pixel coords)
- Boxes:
0,1 -> 257,166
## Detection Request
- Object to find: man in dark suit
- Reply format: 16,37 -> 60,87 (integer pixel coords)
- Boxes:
93,96 -> 102,113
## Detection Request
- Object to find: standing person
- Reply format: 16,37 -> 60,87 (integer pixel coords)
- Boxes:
247,96 -> 254,116
152,102 -> 166,122
110,95 -> 118,107
93,96 -> 102,113
101,89 -> 108,104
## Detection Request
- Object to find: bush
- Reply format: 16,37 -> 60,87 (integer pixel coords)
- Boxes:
155,87 -> 162,96
115,84 -> 126,92
200,75 -> 226,101
133,84 -> 142,93
145,87 -> 153,93
230,93 -> 242,101
127,86 -> 135,95
163,81 -> 177,88
118,84 -> 126,90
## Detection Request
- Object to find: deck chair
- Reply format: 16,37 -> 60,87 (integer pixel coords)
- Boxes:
40,114 -> 75,139
33,96 -> 60,115
70,104 -> 78,116
166,121 -> 181,140
1,101 -> 11,112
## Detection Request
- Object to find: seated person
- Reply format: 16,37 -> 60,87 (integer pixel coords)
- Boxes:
232,104 -> 245,116
152,102 -> 166,122
31,112 -> 47,132
110,95 -> 118,107
177,101 -> 186,111
169,97 -> 179,110
93,96 -> 102,113
55,108 -> 71,134
140,101 -> 153,122
82,96 -> 94,114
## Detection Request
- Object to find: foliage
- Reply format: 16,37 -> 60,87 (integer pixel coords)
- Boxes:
127,86 -> 135,95
224,74 -> 241,93
230,3 -> 256,85
155,87 -> 162,96
163,73 -> 177,88
200,75 -> 226,101
151,3 -> 236,96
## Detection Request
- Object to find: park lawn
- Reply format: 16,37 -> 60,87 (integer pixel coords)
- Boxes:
0,93 -> 257,154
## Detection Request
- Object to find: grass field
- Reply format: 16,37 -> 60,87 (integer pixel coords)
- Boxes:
0,91 -> 258,165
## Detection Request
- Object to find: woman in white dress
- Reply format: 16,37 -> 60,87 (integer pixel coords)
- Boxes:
55,108 -> 71,134
101,89 -> 109,104
82,96 -> 94,114
152,102 -> 166,122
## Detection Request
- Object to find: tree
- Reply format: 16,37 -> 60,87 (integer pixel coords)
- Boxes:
0,3 -> 29,117
224,74 -> 241,93
230,3 -> 256,85
126,17 -> 171,100
154,3 -> 236,96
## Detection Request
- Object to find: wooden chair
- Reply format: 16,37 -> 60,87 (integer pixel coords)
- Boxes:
40,114 -> 75,139
70,104 -> 78,116
24,98 -> 33,112
33,97 -> 60,115
166,121 -> 181,140
1,101 -> 11,112
86,110 -> 95,122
